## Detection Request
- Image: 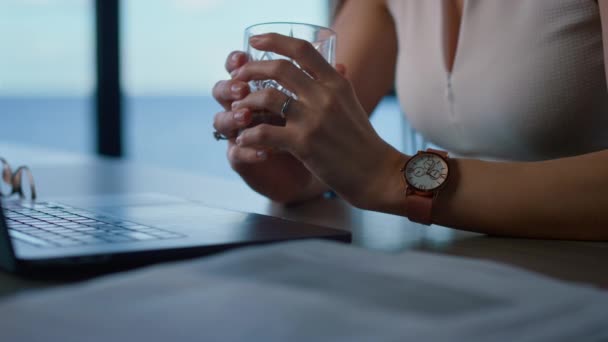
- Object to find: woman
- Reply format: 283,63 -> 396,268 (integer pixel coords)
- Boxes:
212,0 -> 608,240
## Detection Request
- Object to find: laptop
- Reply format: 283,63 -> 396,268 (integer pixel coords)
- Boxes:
0,194 -> 350,276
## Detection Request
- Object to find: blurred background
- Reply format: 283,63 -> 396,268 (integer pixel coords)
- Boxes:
0,0 -> 405,181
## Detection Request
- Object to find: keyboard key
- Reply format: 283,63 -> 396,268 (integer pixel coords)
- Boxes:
71,217 -> 97,222
100,225 -> 128,231
71,226 -> 98,232
31,223 -> 58,229
134,227 -> 163,233
29,232 -> 59,239
16,227 -> 38,233
8,230 -> 53,247
116,232 -> 157,240
151,231 -> 184,239
103,235 -> 136,242
45,218 -> 72,224
60,223 -> 87,228
6,223 -> 30,229
45,237 -> 78,245
115,221 -> 137,226
84,222 -> 109,228
73,237 -> 109,245
60,231 -> 89,238
55,240 -> 86,247
75,219 -> 98,224
47,227 -> 73,234
17,219 -> 39,224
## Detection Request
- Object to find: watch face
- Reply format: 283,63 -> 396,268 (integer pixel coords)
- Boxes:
404,152 -> 449,191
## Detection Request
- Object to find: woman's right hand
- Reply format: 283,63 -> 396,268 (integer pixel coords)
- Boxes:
212,51 -> 327,203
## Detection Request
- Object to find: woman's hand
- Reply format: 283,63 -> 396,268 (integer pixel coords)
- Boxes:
212,51 -> 328,203
231,33 -> 407,211
212,51 -> 252,140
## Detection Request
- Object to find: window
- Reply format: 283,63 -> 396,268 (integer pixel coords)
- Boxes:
0,0 -> 404,178
0,0 -> 94,154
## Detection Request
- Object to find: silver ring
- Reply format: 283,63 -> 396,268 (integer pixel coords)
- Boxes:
280,96 -> 293,119
213,131 -> 229,141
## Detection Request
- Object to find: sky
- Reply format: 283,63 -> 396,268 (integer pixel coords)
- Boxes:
0,0 -> 328,97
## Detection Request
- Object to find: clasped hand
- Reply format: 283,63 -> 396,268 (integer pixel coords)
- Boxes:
212,33 -> 404,210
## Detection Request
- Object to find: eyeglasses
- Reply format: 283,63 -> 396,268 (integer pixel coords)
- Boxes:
0,157 -> 37,201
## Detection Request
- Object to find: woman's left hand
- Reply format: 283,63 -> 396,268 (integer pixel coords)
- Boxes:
231,33 -> 406,211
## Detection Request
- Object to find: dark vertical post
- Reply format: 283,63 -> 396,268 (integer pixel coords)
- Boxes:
95,0 -> 122,157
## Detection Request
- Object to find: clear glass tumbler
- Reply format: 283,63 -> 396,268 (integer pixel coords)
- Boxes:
244,22 -> 336,98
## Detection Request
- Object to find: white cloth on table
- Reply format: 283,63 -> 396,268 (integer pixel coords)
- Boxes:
0,240 -> 606,341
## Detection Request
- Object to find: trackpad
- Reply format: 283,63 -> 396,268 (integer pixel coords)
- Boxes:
99,202 -> 346,244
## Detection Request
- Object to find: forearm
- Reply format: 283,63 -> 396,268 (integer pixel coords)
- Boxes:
333,0 -> 397,114
378,150 -> 608,240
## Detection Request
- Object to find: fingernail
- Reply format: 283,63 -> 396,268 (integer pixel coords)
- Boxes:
256,150 -> 267,159
230,69 -> 239,79
234,110 -> 245,122
231,101 -> 240,110
231,84 -> 242,94
235,136 -> 242,145
249,36 -> 262,44
231,52 -> 241,62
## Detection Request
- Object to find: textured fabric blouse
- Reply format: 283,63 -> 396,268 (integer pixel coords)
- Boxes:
386,0 -> 608,161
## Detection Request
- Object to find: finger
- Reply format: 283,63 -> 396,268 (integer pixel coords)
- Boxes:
249,33 -> 336,80
213,109 -> 253,137
225,51 -> 248,73
212,80 -> 250,110
232,59 -> 315,97
227,143 -> 270,166
249,111 -> 287,127
231,87 -> 290,115
235,124 -> 291,151
335,63 -> 347,77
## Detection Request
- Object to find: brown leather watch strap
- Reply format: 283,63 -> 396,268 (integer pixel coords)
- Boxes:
427,148 -> 448,158
405,193 -> 433,225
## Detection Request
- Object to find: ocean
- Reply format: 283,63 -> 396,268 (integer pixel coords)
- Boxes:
0,96 -> 405,181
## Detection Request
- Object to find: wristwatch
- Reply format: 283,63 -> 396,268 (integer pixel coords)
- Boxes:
401,149 -> 450,225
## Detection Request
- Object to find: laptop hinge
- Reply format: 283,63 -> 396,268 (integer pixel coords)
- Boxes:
0,200 -> 18,272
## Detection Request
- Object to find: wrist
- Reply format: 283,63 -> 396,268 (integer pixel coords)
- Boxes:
362,147 -> 409,215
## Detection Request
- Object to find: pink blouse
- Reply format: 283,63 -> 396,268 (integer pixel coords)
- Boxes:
386,0 -> 608,161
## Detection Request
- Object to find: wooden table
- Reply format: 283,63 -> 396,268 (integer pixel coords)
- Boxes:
1,143 -> 607,297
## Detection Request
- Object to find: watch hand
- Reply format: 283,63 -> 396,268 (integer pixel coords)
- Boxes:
425,161 -> 436,174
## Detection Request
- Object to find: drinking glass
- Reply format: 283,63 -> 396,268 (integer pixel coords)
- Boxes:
244,22 -> 336,98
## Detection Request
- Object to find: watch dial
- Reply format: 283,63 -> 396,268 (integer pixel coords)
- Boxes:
404,153 -> 448,191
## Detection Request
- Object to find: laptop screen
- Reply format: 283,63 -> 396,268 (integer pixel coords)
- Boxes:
0,199 -> 17,271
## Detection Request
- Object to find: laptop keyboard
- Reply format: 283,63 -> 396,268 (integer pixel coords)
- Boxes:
4,202 -> 184,248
